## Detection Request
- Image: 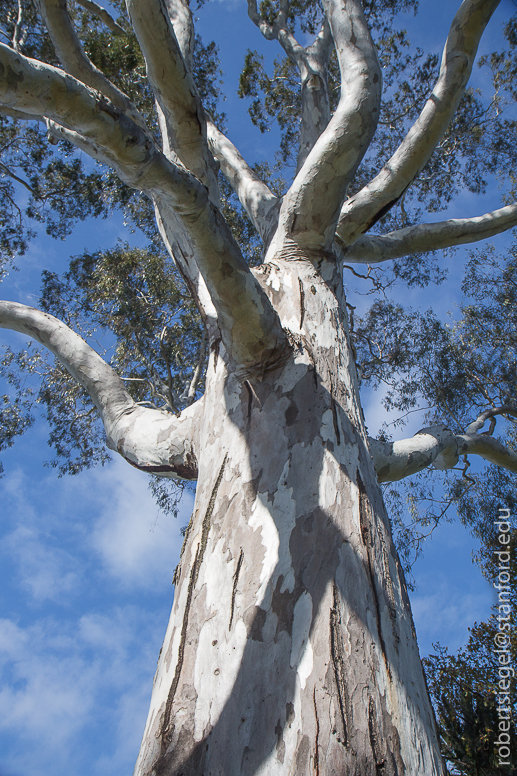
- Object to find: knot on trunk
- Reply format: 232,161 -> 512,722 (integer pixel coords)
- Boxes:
272,240 -> 336,265
235,338 -> 292,382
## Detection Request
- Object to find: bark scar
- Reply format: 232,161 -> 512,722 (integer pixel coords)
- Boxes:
298,277 -> 305,331
229,548 -> 244,630
313,687 -> 320,776
330,584 -> 350,747
368,697 -> 387,774
330,382 -> 341,446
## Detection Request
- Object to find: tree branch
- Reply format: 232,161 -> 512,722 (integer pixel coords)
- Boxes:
337,0 -> 501,248
161,0 -> 195,67
465,405 -> 517,434
35,0 -> 142,123
296,19 -> 333,172
340,203 -> 517,263
0,301 -> 200,478
126,0 -> 218,202
74,0 -> 125,36
369,421 -> 517,483
152,195 -> 290,374
0,44 -> 288,371
247,1 -> 333,172
246,0 -> 304,63
274,0 -> 381,253
206,120 -> 280,245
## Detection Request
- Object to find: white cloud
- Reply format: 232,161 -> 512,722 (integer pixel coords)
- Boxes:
1,457 -> 193,597
88,458 -> 194,588
0,606 -> 166,776
411,585 -> 493,655
2,525 -> 80,602
0,457 -> 194,774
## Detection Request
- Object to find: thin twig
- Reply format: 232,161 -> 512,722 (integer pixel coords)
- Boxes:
0,161 -> 39,197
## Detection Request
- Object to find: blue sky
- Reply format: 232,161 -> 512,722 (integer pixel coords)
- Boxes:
0,1 -> 514,774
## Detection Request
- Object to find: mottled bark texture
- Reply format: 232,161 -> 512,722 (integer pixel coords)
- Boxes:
0,0 -> 513,773
133,259 -> 444,776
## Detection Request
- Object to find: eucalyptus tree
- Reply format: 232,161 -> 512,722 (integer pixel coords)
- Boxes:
0,1 -> 517,774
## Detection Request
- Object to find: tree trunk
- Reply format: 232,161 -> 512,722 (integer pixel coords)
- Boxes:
133,257 -> 445,776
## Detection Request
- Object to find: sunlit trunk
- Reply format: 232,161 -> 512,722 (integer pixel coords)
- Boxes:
134,258 -> 445,776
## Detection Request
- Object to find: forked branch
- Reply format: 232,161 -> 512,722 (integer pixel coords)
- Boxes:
207,120 -> 280,244
275,0 -> 381,252
246,0 -> 333,169
126,0 -> 218,201
0,44 -> 288,371
35,0 -> 142,123
337,0 -> 501,247
0,301 -> 201,478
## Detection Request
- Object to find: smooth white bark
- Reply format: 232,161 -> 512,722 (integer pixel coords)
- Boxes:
341,203 -> 517,262
337,0 -> 501,247
296,20 -> 333,171
0,301 -> 201,477
161,0 -> 195,67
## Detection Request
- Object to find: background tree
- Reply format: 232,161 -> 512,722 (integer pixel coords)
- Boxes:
423,507 -> 516,776
0,0 -> 516,774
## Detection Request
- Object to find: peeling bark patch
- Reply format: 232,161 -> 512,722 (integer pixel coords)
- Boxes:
331,396 -> 341,446
357,473 -> 392,681
244,604 -> 267,642
244,380 -> 253,430
330,585 -> 349,747
271,575 -> 297,637
285,400 -> 299,426
368,697 -> 387,774
156,456 -> 228,768
229,548 -> 244,630
295,735 -> 311,773
275,720 -> 286,763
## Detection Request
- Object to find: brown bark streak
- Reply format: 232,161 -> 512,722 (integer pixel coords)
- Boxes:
329,584 -> 350,747
155,455 -> 227,774
229,548 -> 244,630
